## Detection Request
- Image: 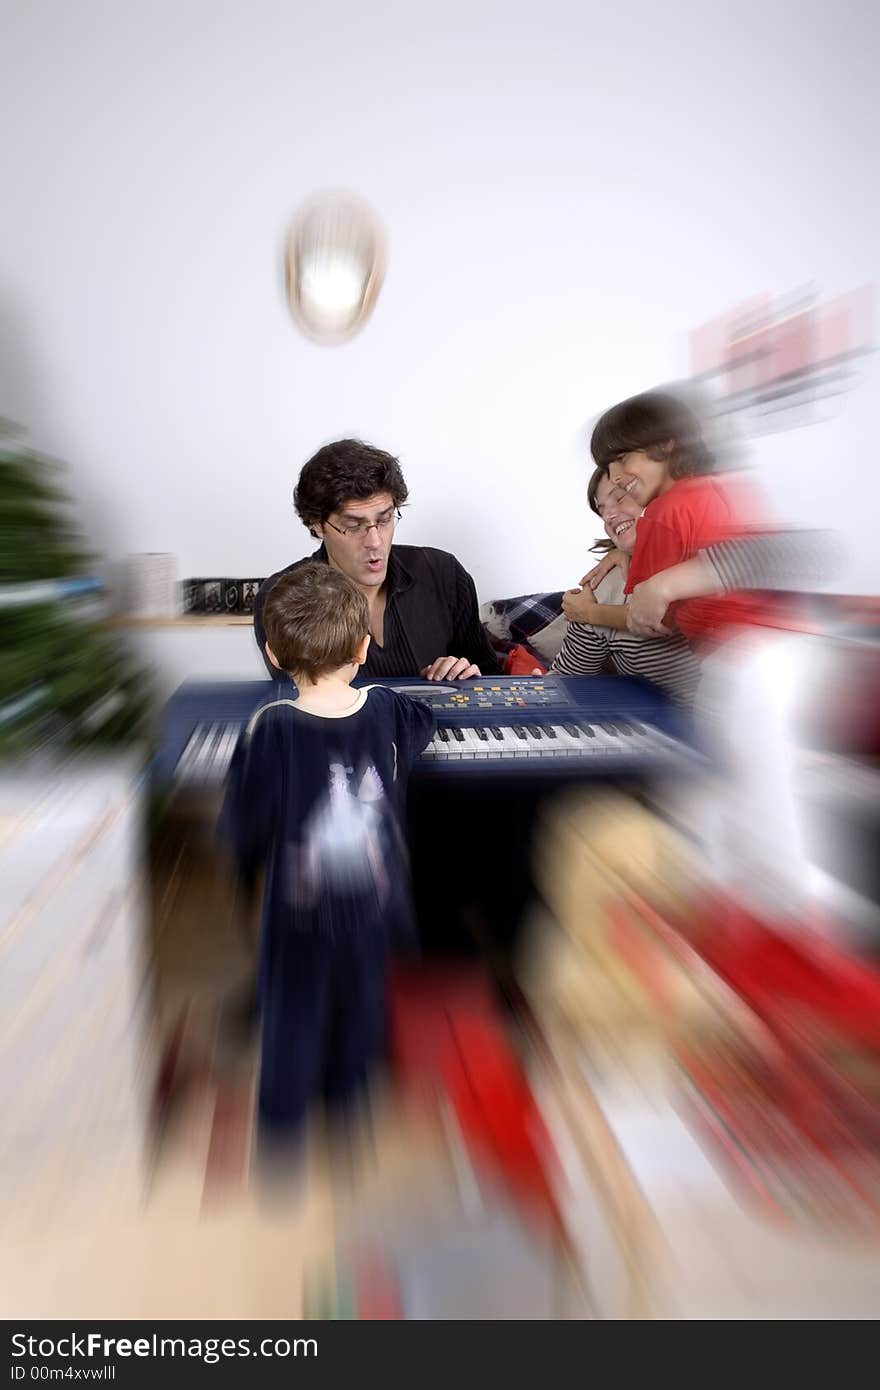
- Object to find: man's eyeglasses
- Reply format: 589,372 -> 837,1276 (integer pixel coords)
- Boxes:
324,508 -> 402,540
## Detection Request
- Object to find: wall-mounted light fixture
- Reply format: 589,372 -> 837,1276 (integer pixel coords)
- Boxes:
285,191 -> 386,345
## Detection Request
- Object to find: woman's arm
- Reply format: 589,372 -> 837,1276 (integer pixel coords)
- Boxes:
581,548 -> 629,590
561,588 -> 629,629
588,601 -> 629,630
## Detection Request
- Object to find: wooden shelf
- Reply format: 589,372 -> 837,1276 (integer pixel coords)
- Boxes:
103,615 -> 255,629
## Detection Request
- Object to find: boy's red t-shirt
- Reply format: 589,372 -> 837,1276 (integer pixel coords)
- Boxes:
623,473 -> 781,640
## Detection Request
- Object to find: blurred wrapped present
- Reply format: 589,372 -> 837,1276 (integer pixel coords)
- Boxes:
525,789 -> 711,1042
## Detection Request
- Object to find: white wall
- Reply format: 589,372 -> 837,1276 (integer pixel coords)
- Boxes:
2,0 -> 878,692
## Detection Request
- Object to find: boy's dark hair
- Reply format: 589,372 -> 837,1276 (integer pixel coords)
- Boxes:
262,564 -> 370,681
294,439 -> 409,535
590,389 -> 713,482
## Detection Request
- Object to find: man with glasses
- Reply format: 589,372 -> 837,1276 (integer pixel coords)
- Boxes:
254,439 -> 500,679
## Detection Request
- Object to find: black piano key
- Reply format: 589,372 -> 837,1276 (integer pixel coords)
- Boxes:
437,727 -> 450,742
601,722 -> 620,736
489,726 -> 504,740
580,723 -> 596,738
562,722 -> 581,737
541,724 -> 557,739
526,725 -> 543,738
476,727 -> 489,741
514,727 -> 528,740
451,726 -> 465,742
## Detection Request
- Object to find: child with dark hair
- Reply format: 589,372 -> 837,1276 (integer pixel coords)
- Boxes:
220,564 -> 435,1158
587,388 -> 827,940
589,388 -> 715,481
589,388 -> 766,643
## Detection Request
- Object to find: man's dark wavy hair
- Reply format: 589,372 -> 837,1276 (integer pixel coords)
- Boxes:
293,439 -> 408,535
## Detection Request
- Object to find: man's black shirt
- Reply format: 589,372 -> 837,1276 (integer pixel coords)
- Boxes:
253,544 -> 501,679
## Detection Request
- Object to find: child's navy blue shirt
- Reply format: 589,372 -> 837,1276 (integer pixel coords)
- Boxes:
220,680 -> 435,947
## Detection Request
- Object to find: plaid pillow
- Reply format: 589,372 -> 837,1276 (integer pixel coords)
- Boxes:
480,591 -> 566,666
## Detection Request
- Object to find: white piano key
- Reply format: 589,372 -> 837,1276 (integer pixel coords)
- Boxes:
197,722 -> 220,773
490,727 -> 523,758
623,722 -> 666,759
522,727 -> 555,759
461,727 -> 491,759
175,728 -> 204,781
453,728 -> 476,759
484,727 -> 509,755
640,723 -> 687,759
184,722 -> 213,778
436,729 -> 463,759
206,725 -> 226,781
545,726 -> 572,757
553,724 -> 584,756
576,722 -> 613,753
539,724 -> 570,756
471,727 -> 496,757
552,726 -> 587,757
215,725 -> 239,779
506,726 -> 535,759
617,720 -> 669,759
201,723 -> 225,776
441,726 -> 466,757
600,721 -> 636,754
187,722 -> 212,765
515,726 -> 539,755
617,734 -> 648,760
227,723 -> 242,765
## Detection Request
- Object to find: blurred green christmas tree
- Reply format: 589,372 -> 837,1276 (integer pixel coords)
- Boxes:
0,422 -> 151,756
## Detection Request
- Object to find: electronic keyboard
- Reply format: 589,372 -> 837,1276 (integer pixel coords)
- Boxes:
155,674 -> 704,793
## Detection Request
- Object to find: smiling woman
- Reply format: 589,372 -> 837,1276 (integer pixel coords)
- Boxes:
587,468 -> 644,553
550,466 -> 701,706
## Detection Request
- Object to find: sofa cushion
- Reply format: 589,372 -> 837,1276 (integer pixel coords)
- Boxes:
480,591 -> 567,669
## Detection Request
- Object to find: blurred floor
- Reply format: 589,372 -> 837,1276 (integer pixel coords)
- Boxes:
0,816 -> 461,1320
5,788 -> 880,1319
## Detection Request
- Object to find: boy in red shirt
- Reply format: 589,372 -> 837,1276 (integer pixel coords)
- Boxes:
589,389 -> 816,938
590,391 -> 772,642
588,391 -> 880,1070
